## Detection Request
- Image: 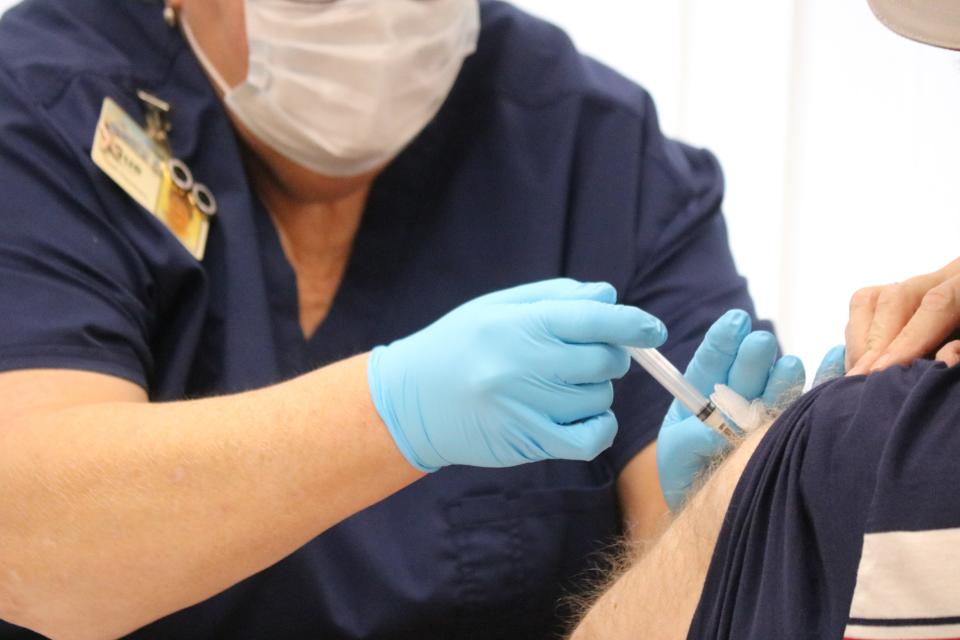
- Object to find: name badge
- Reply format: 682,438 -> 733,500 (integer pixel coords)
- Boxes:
91,97 -> 212,260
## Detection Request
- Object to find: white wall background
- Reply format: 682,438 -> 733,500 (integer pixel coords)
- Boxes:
2,0 -> 959,375
513,0 -> 960,374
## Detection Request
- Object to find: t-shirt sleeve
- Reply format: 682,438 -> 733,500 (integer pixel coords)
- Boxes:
0,66 -> 155,387
689,360 -> 960,639
608,89 -> 771,474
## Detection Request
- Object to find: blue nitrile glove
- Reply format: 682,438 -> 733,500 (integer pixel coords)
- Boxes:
656,310 -> 806,511
813,345 -> 846,387
367,279 -> 668,471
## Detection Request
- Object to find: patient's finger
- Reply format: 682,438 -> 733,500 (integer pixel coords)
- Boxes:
870,273 -> 960,372
848,282 -> 927,375
935,340 -> 960,368
844,285 -> 882,370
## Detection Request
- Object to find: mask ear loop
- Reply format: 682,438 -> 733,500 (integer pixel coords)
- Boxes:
179,12 -> 235,97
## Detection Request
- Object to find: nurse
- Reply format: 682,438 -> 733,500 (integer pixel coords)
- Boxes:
0,0 -> 777,638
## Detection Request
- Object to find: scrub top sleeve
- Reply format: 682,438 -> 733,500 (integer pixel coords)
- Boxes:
609,103 -> 767,474
0,69 -> 154,388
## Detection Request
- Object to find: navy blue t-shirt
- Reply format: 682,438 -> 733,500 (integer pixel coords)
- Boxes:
690,360 -> 960,640
0,1 -> 766,637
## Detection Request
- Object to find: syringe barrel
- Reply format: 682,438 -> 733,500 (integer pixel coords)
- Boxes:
628,347 -> 737,442
627,347 -> 712,418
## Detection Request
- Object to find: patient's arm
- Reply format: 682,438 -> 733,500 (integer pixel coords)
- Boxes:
570,425 -> 771,640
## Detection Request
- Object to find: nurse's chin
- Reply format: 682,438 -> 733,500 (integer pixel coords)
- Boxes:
232,116 -> 387,204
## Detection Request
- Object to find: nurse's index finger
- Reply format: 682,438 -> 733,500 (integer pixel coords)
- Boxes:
684,310 -> 751,396
477,279 -> 616,306
537,300 -> 667,347
875,274 -> 960,369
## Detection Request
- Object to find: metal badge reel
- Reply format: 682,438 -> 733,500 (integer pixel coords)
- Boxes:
167,158 -> 194,192
191,182 -> 218,217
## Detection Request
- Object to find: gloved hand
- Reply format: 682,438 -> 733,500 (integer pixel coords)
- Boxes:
368,279 -> 668,471
656,310 -> 806,511
813,344 -> 846,387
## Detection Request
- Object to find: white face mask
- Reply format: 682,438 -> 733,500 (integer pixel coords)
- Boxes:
183,0 -> 480,177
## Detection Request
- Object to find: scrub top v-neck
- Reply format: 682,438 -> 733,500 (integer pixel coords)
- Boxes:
253,163 -> 423,378
0,0 -> 770,637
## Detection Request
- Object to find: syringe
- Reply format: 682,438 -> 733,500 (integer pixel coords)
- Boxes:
627,347 -> 739,443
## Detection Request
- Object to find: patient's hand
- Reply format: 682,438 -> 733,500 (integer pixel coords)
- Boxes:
846,256 -> 960,374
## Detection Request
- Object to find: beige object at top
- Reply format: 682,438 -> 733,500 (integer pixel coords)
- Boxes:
867,0 -> 960,49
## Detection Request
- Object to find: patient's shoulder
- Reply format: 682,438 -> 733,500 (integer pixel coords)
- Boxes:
755,360 -> 960,519
815,358 -> 957,422
765,359 -> 957,464
690,361 -> 960,639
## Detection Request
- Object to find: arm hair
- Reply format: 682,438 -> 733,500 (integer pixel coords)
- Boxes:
568,420 -> 774,640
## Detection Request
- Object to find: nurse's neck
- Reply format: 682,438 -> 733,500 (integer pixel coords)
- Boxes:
240,127 -> 378,339
240,125 -> 378,214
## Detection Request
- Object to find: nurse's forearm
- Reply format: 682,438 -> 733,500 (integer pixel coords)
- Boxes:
0,354 -> 422,640
570,424 -> 770,640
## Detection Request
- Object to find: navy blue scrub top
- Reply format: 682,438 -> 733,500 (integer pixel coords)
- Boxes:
0,1 -> 769,637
